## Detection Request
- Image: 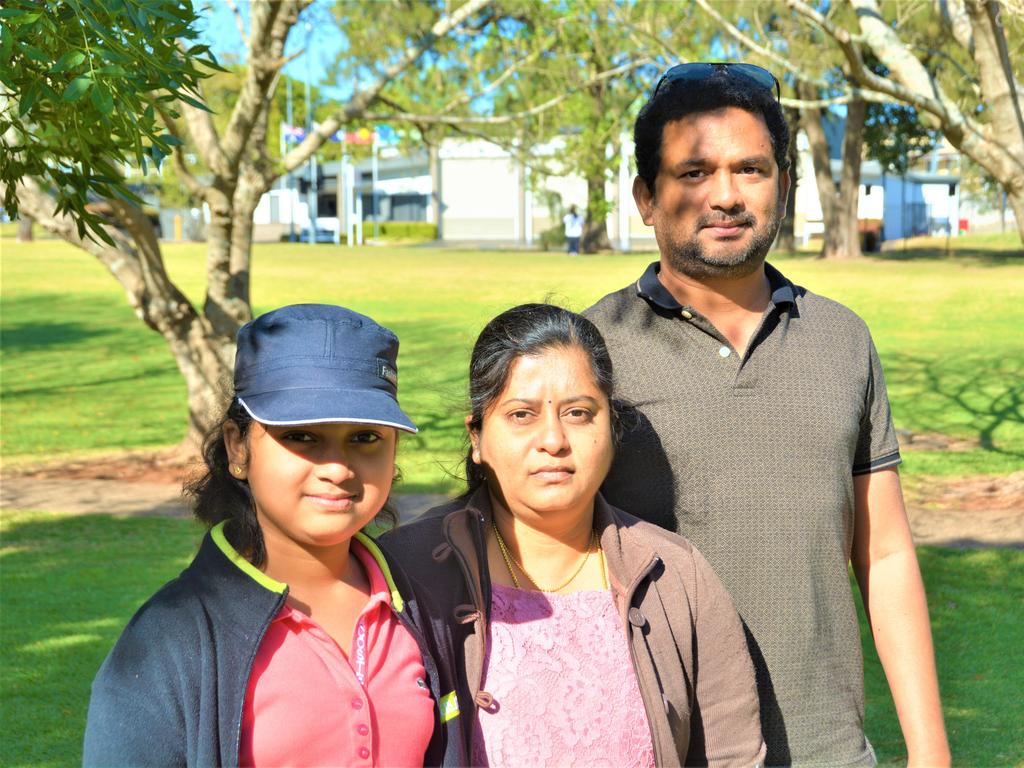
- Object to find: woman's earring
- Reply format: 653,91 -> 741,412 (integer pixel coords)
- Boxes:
232,465 -> 244,477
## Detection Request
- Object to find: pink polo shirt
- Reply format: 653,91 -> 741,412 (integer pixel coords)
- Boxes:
239,539 -> 434,767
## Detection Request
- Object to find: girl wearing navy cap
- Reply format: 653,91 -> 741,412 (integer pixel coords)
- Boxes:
84,304 -> 462,767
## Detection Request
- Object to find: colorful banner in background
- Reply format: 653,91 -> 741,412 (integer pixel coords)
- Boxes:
280,123 -> 397,145
282,123 -> 307,143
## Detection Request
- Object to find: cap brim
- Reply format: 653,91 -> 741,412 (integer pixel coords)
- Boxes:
237,390 -> 417,433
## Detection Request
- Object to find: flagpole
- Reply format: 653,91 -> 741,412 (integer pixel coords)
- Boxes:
372,130 -> 380,241
286,77 -> 295,241
305,21 -> 316,247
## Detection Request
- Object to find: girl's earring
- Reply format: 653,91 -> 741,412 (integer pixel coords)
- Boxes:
232,465 -> 245,478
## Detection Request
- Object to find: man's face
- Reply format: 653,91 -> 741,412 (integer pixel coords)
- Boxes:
634,106 -> 790,280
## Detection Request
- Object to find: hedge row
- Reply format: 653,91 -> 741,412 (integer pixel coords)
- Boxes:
378,221 -> 437,239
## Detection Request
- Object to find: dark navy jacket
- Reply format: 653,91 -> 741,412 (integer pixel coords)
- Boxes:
83,522 -> 465,767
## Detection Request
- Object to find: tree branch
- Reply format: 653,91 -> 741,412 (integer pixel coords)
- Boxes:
363,56 -> 655,127
277,0 -> 495,178
788,0 -> 960,120
220,0 -> 307,174
225,0 -> 249,47
155,103 -> 208,200
936,0 -> 976,52
438,45 -> 547,116
693,0 -> 832,91
177,72 -> 231,179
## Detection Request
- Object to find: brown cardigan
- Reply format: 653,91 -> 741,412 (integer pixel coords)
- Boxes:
381,487 -> 766,767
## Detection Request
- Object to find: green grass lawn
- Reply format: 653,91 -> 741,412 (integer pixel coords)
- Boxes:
2,235 -> 1022,765
2,510 -> 1021,767
2,237 -> 1023,490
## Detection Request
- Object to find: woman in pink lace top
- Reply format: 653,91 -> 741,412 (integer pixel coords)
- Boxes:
382,304 -> 766,767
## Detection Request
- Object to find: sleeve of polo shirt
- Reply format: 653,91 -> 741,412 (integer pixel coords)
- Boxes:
853,334 -> 902,476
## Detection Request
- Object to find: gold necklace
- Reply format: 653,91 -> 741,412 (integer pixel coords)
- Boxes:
491,518 -> 599,593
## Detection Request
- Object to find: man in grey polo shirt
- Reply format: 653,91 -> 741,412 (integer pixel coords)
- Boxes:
585,63 -> 949,766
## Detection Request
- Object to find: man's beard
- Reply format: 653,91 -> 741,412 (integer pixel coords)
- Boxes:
664,206 -> 782,280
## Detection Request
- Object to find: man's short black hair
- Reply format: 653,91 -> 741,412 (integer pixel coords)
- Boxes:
634,72 -> 791,195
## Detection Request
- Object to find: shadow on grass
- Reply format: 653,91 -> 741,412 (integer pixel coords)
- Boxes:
864,233 -> 1023,266
867,248 -> 1023,266
885,351 -> 1024,461
0,293 -> 120,353
860,547 -> 1024,765
0,514 -> 204,768
0,293 -> 166,355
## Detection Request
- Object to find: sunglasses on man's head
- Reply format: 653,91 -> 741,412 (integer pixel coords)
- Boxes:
651,62 -> 781,101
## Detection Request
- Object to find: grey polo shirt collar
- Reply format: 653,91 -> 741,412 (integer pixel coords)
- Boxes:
635,261 -> 797,312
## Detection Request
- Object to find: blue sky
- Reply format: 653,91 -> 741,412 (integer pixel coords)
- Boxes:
197,1 -> 348,99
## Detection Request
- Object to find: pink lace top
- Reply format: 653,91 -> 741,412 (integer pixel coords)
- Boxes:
472,583 -> 656,768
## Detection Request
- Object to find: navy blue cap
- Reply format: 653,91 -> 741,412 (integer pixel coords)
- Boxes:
233,304 -> 417,433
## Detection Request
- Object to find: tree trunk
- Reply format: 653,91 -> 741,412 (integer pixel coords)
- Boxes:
16,214 -> 33,241
799,83 -> 866,260
5,0 -> 500,462
582,170 -> 611,253
822,97 -> 866,260
12,180 -> 233,453
429,143 -> 443,239
799,86 -> 838,253
774,107 -> 801,253
1007,188 -> 1024,245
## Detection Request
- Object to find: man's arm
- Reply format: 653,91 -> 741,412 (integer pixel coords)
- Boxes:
852,468 -> 950,767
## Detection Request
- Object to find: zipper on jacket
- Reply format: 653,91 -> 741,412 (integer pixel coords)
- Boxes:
444,509 -> 491,758
395,603 -> 451,765
233,589 -> 289,766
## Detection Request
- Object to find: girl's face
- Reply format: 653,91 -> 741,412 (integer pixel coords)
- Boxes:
225,421 -> 397,554
470,345 -> 614,527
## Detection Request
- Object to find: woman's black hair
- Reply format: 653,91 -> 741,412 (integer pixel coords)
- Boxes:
464,303 -> 622,492
185,398 -> 399,568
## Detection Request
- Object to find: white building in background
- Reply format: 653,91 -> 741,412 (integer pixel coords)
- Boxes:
232,135 -> 656,248
792,129 -> 963,248
165,128 -> 1009,249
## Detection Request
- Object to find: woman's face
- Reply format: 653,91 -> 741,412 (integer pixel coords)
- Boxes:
225,421 -> 396,555
470,345 -> 614,526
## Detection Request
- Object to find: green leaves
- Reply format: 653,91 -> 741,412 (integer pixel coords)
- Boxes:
50,50 -> 86,73
90,83 -> 114,115
0,0 -> 220,243
17,82 -> 40,117
62,75 -> 93,102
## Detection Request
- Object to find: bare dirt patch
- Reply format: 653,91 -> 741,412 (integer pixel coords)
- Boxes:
896,429 -> 981,452
903,472 -> 1024,549
5,448 -> 200,485
3,451 -> 1022,548
1,449 -> 445,522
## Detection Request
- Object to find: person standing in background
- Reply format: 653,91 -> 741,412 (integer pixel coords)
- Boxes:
563,204 -> 583,256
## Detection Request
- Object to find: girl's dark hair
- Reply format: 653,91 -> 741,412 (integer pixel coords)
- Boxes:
185,399 -> 264,564
185,398 -> 399,568
465,303 -> 621,492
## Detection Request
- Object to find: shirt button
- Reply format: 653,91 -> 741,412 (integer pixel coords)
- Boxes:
351,698 -> 364,709
681,309 -> 693,319
358,724 -> 369,736
719,346 -> 731,358
359,747 -> 370,759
